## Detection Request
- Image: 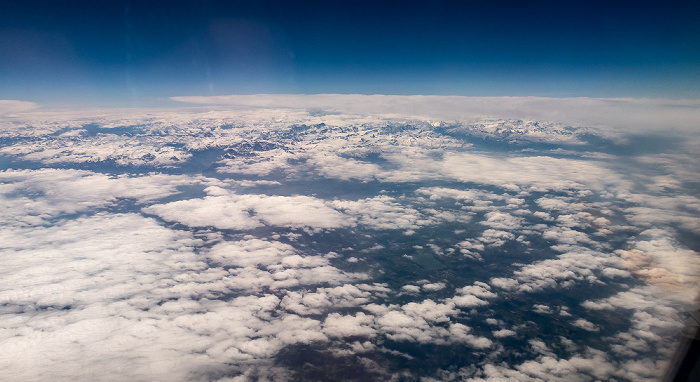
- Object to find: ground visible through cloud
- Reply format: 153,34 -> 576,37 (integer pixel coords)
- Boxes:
0,95 -> 698,381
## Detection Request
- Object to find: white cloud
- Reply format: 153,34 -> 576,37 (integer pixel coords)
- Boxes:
2,96 -> 698,380
322,312 -> 376,338
145,188 -> 461,234
0,208 -> 371,380
281,285 -> 372,315
489,246 -> 620,293
308,153 -> 381,181
478,229 -> 516,247
0,213 -> 232,379
619,229 -> 700,290
330,195 -> 431,230
0,100 -> 38,115
0,169 -> 200,227
482,211 -> 524,230
462,348 -> 621,381
572,319 -> 599,332
581,284 -> 691,366
447,282 -> 497,308
377,150 -> 626,191
492,329 -> 516,338
542,226 -> 595,245
145,193 -> 351,231
144,195 -> 262,230
170,94 -> 700,134
207,239 -> 296,268
364,299 -> 495,347
422,282 -> 446,292
532,304 -> 553,314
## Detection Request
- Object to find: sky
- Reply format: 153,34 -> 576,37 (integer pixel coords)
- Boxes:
2,2 -> 700,380
1,0 -> 700,106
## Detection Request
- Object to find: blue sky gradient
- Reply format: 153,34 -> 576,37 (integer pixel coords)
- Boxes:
1,0 -> 699,106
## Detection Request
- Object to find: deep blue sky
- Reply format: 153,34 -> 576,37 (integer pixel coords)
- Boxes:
2,0 -> 699,106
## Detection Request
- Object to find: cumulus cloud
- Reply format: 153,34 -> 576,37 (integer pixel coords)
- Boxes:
308,153 -> 381,181
0,200 -> 372,381
481,211 -> 524,230
489,246 -> 622,293
376,150 -> 626,191
367,299 -> 492,348
0,169 -> 200,227
281,285 -> 373,315
620,229 -> 700,290
533,304 -> 553,314
493,329 -> 517,338
401,285 -> 421,294
572,318 -> 599,332
0,213 -> 254,379
0,213 -> 376,381
477,229 -> 516,247
322,312 -> 376,338
145,192 -> 351,231
447,282 -> 497,308
330,195 -> 431,231
145,185 -> 473,235
579,284 -> 692,373
2,95 -> 698,380
207,239 -> 297,267
422,282 -> 447,292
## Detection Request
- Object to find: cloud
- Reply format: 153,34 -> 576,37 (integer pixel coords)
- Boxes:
281,285 -> 373,316
422,282 -> 447,292
532,304 -> 553,314
493,329 -> 516,338
363,299 -> 495,347
144,192 -> 351,231
417,186 -> 507,206
489,246 -> 616,293
144,188 -> 458,235
207,239 -> 296,268
170,94 -> 700,134
0,213 -> 218,379
0,169 -> 200,227
477,229 -> 516,247
0,100 -> 38,116
541,226 -> 595,245
447,282 -> 497,308
144,195 -> 263,230
0,213 -> 205,308
307,153 -> 381,181
376,150 -> 626,191
572,319 -> 599,332
322,312 -> 377,338
481,211 -> 524,230
0,205 -> 372,380
620,229 -> 700,290
459,348 -> 623,381
2,96 -> 698,380
401,285 -> 421,294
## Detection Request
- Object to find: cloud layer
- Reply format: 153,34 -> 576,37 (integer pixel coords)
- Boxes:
1,96 -> 698,381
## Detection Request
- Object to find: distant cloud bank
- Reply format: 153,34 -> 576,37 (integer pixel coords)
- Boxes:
0,100 -> 38,116
171,94 -> 700,133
